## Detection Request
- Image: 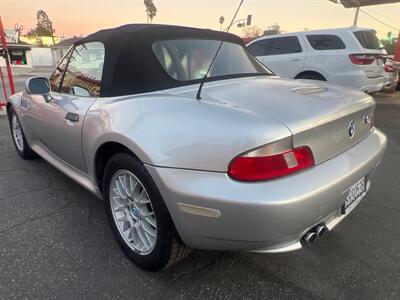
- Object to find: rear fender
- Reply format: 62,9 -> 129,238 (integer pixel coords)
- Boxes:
83,95 -> 292,179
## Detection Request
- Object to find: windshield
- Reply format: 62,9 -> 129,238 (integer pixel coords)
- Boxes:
152,39 -> 271,81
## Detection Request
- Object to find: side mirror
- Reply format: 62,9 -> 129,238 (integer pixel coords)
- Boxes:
25,77 -> 51,95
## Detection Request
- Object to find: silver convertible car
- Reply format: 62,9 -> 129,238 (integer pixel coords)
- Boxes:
7,24 -> 387,271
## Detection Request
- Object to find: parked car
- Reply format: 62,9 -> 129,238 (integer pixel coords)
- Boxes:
7,24 -> 387,271
383,57 -> 400,93
247,27 -> 386,93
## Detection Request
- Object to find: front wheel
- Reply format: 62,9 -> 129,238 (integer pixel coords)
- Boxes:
8,108 -> 37,159
102,153 -> 191,271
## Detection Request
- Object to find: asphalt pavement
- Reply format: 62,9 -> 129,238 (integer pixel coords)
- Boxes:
0,75 -> 399,299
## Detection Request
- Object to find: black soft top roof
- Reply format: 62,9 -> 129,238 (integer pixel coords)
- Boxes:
77,24 -> 245,97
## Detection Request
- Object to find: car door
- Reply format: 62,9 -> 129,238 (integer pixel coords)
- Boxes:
26,42 -> 105,173
249,36 -> 305,79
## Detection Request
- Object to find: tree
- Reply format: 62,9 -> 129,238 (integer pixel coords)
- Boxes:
381,39 -> 396,55
242,26 -> 263,43
144,0 -> 157,23
26,9 -> 56,45
264,23 -> 282,36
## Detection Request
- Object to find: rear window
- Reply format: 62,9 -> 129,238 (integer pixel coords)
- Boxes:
354,30 -> 381,50
307,35 -> 346,50
152,39 -> 270,81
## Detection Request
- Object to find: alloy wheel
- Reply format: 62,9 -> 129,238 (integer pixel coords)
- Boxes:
109,170 -> 157,255
11,114 -> 24,152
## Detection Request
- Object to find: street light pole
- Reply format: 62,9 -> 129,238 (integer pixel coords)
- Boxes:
219,16 -> 225,31
222,15 -> 252,32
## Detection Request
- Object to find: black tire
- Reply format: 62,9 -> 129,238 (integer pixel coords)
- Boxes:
8,107 -> 38,160
296,73 -> 326,82
102,152 -> 191,271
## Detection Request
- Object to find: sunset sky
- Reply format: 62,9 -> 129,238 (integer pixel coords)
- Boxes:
2,0 -> 400,39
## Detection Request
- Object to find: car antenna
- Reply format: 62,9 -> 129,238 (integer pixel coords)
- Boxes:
196,0 -> 245,100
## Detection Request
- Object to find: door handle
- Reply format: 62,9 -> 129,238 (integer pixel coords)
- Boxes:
65,112 -> 79,122
291,59 -> 301,62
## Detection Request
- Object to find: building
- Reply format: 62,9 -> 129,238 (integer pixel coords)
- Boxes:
52,37 -> 81,64
1,28 -> 79,68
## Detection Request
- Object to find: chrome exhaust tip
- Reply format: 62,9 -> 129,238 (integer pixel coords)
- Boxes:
303,231 -> 317,246
315,224 -> 328,239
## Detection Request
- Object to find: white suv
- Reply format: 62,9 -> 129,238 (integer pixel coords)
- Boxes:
247,27 -> 386,93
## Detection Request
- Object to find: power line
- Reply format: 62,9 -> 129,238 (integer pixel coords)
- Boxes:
360,8 -> 399,31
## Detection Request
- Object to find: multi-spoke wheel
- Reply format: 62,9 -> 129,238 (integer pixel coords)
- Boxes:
103,152 -> 191,271
110,170 -> 157,255
8,107 -> 37,159
11,113 -> 24,152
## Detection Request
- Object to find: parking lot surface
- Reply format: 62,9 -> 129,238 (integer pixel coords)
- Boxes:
0,81 -> 399,299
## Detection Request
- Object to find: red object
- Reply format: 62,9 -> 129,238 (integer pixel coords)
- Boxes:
395,32 -> 400,62
0,16 -> 15,95
385,64 -> 395,73
0,66 -> 7,97
349,53 -> 376,65
228,146 -> 315,182
0,66 -> 7,110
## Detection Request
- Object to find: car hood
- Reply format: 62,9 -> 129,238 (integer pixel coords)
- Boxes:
177,76 -> 376,164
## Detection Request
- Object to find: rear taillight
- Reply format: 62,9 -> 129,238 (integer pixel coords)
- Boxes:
228,139 -> 315,182
349,54 -> 376,65
385,65 -> 395,73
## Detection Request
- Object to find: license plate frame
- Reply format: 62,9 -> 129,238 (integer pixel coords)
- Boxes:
342,177 -> 366,215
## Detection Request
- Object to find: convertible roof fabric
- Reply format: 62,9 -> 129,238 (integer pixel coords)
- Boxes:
78,24 -> 245,97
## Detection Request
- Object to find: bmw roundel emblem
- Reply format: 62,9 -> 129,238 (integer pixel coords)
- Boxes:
348,120 -> 356,139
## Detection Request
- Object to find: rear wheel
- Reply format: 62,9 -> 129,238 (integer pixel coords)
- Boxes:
8,108 -> 37,159
102,152 -> 191,271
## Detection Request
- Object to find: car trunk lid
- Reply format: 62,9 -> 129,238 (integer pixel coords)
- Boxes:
195,77 -> 375,164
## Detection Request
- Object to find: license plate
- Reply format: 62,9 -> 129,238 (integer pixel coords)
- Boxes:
342,177 -> 366,214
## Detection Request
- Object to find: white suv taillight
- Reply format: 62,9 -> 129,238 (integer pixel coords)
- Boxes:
349,54 -> 376,65
385,65 -> 395,73
228,138 -> 315,182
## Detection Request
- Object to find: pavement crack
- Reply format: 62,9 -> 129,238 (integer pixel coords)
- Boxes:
0,201 -> 75,236
170,252 -> 225,283
366,203 -> 400,213
0,186 -> 54,202
263,267 -> 320,299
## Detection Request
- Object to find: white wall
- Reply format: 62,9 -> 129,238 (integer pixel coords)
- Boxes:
52,48 -> 69,65
30,48 -> 54,67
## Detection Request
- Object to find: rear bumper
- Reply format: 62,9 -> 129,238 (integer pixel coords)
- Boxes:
333,72 -> 385,93
146,129 -> 387,252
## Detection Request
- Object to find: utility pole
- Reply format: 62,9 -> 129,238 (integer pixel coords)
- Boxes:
353,7 -> 360,26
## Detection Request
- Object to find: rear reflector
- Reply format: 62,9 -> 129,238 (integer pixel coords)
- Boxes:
349,54 -> 376,65
228,145 -> 315,182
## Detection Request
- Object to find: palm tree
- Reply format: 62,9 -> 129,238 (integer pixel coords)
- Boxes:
144,0 -> 157,23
